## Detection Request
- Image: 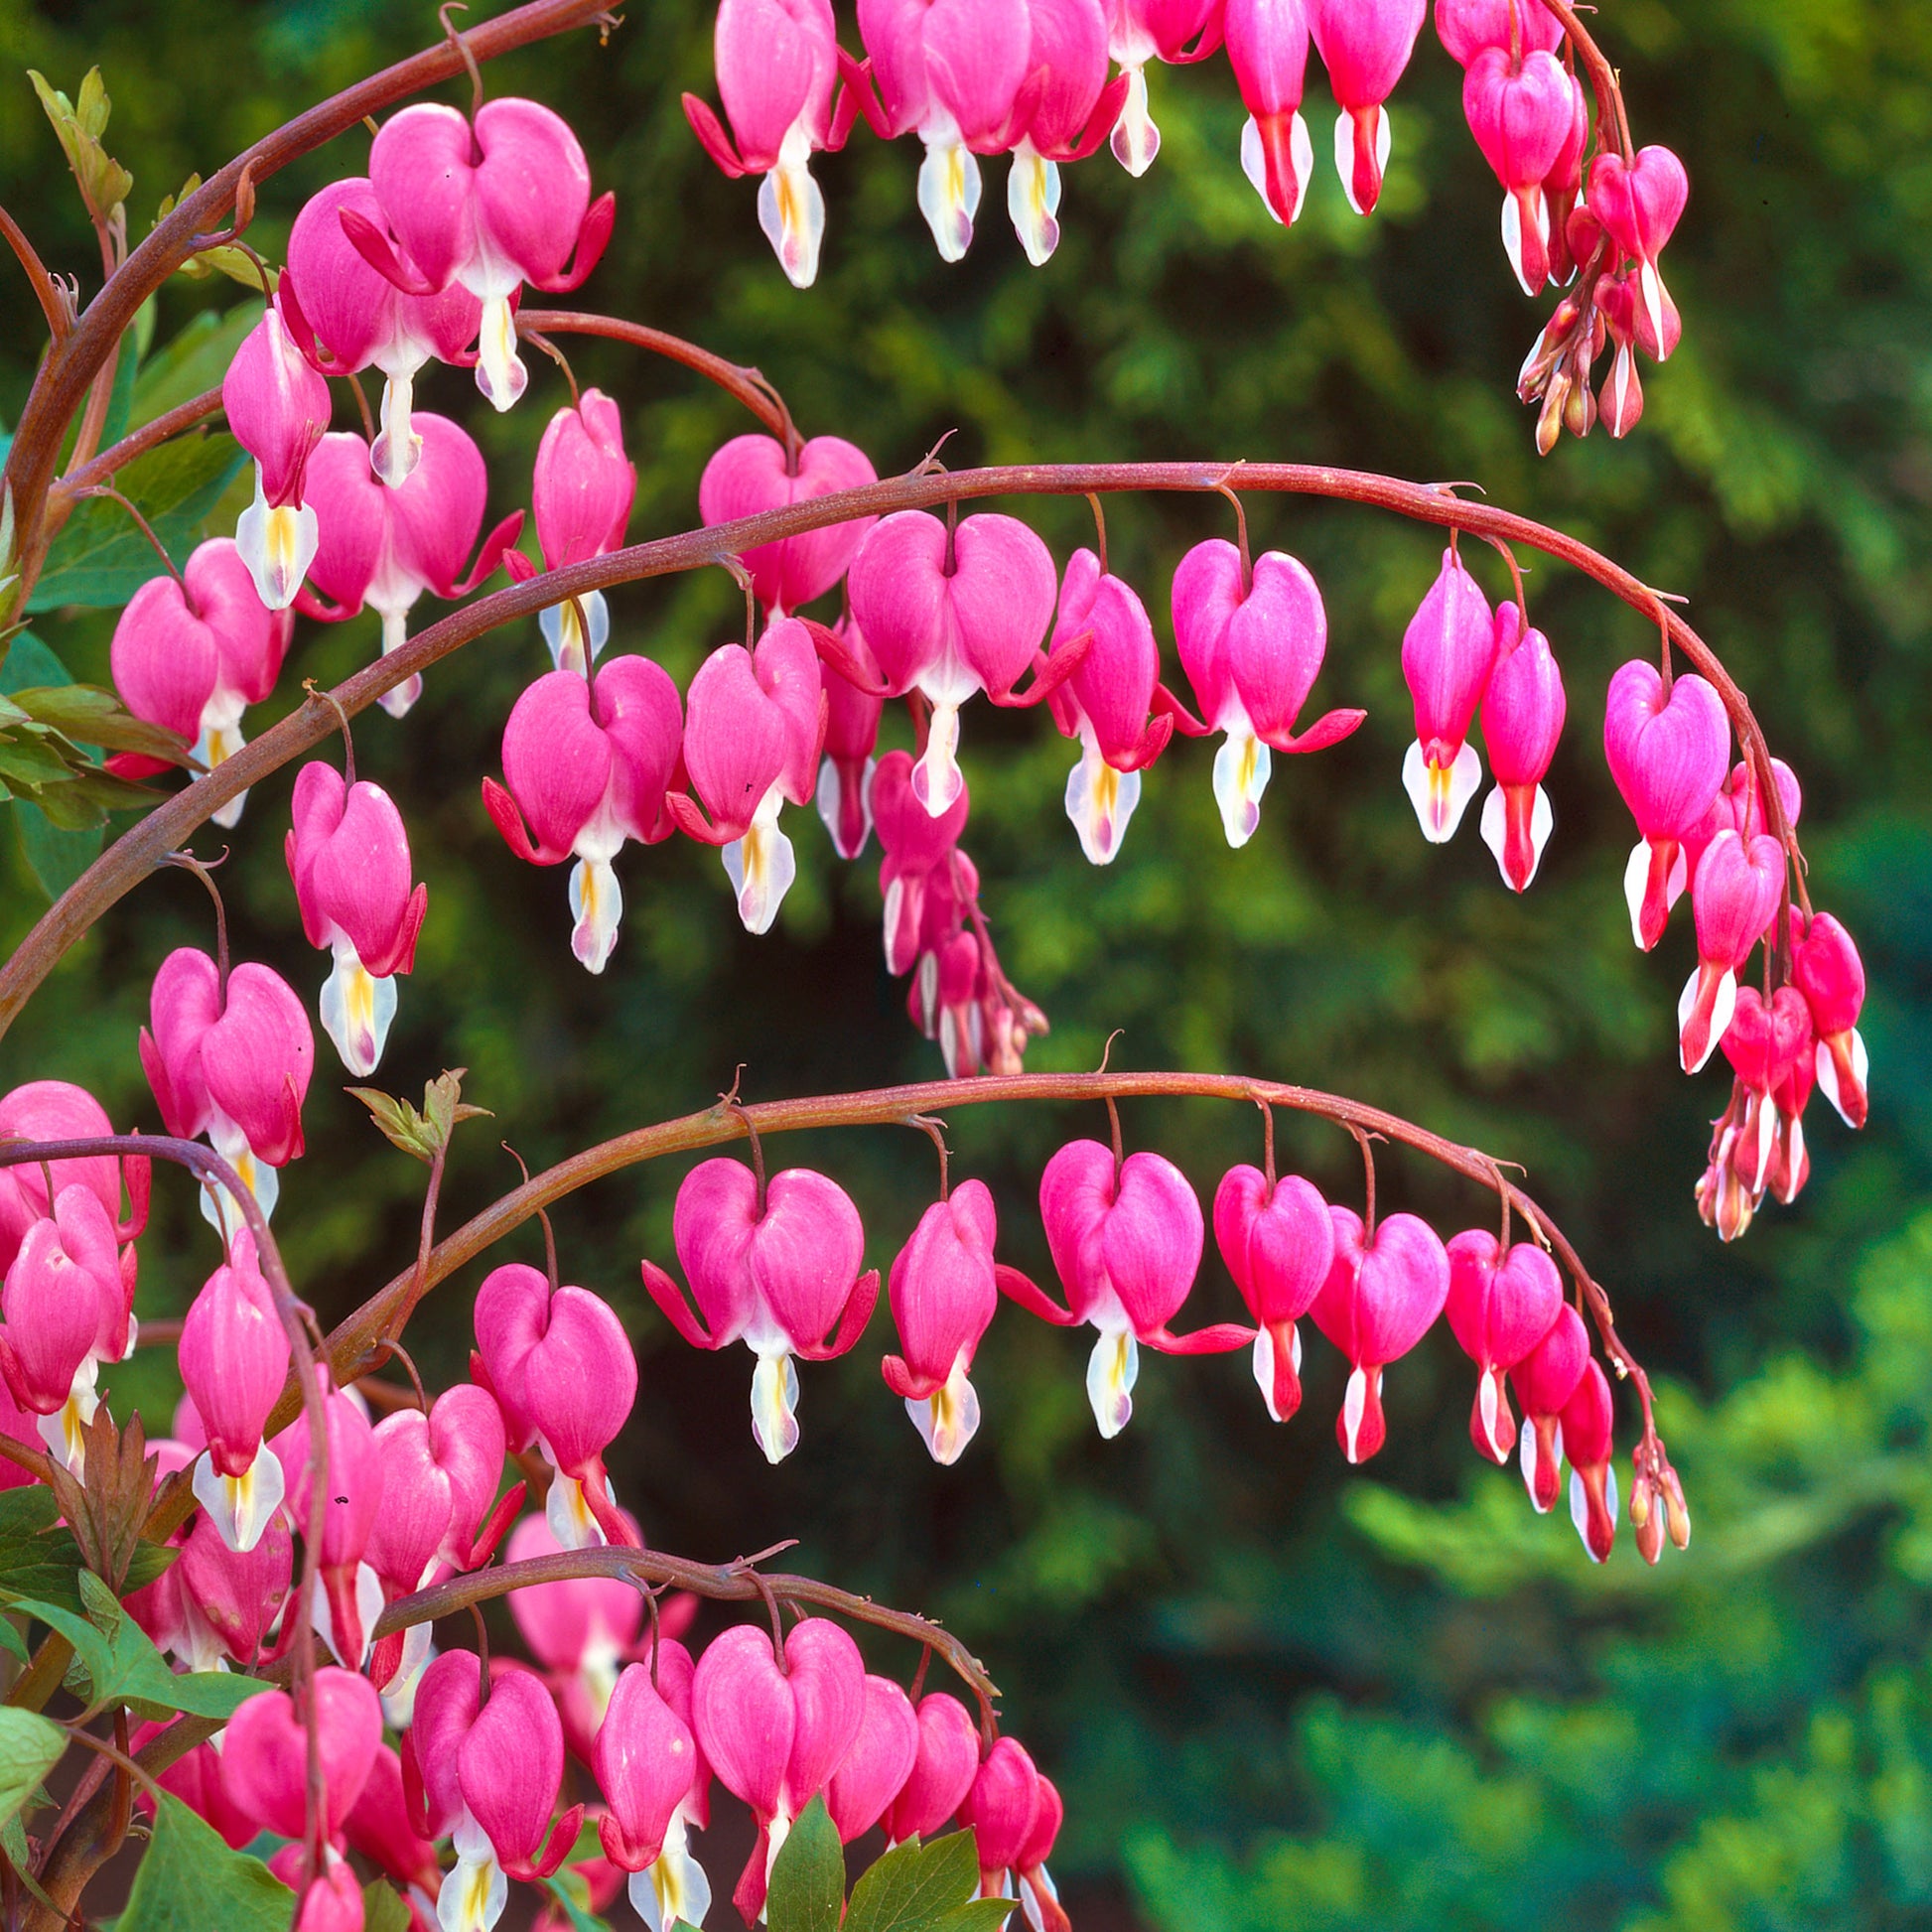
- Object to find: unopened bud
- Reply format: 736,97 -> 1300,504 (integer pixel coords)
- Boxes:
1663,1469 -> 1691,1550
1564,369 -> 1596,440
1627,1464 -> 1652,1529
1536,374 -> 1569,456
1635,1501 -> 1665,1565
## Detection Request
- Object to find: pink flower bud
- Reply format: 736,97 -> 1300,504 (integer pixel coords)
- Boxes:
1173,538 -> 1361,847
221,1668 -> 383,1842
1212,1167 -> 1333,1422
1462,47 -> 1573,293
1601,661 -> 1730,950
693,1618 -> 866,1923
1226,0 -> 1314,226
1310,1208 -> 1449,1463
286,762 -> 429,1075
818,620 -> 888,861
849,509 -> 1058,816
687,0 -> 843,284
1561,1358 -> 1617,1561
670,620 -> 824,934
963,1736 -> 1042,1889
1308,0 -> 1427,214
282,177 -> 483,486
1476,603 -> 1566,891
874,749 -> 971,974
301,415 -> 520,716
1035,1140 -> 1249,1439
344,1745 -> 443,1899
1443,1231 -> 1562,1462
176,1510 -> 292,1668
460,1668 -> 582,1882
1049,549 -> 1172,866
1679,829 -> 1784,1075
475,1266 -> 635,1548
1018,1774 -> 1069,1932
1400,546 -> 1497,843
643,1158 -> 877,1463
483,657 -> 684,973
0,1187 -> 121,1420
1508,1301 -> 1588,1512
1434,0 -> 1562,67
1790,909 -> 1868,1130
109,540 -> 290,816
224,307 -> 331,609
1587,146 -> 1688,362
882,1180 -> 1001,1463
270,1369 -> 385,1663
827,1674 -> 919,1844
366,98 -> 611,408
0,1082 -> 148,1279
884,1691 -> 980,1844
700,434 -> 879,618
1104,0 -> 1225,177
180,1227 -> 290,1548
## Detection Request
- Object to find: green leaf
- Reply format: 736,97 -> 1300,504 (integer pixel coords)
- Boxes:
8,1588 -> 260,1722
28,69 -> 133,226
0,1709 -> 65,1828
0,1490 -> 89,1615
361,1880 -> 413,1932
768,1796 -> 846,1932
132,304 -> 261,427
934,1901 -> 1017,1932
847,1831 -> 987,1932
117,1793 -> 293,1932
8,686 -> 189,762
347,1069 -> 489,1165
12,800 -> 102,900
29,431 -> 247,611
540,1871 -> 615,1932
120,1539 -> 179,1596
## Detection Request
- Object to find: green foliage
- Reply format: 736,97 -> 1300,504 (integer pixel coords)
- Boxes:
769,1796 -> 847,1932
0,1709 -> 65,1830
766,1808 -> 1010,1932
346,1066 -> 492,1165
0,632 -> 101,896
360,1881 -> 414,1932
115,1793 -> 292,1932
27,67 -> 130,230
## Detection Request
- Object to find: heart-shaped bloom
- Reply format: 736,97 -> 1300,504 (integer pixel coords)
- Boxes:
1562,1358 -> 1618,1560
532,389 -> 635,672
221,1669 -> 382,1843
884,1691 -> 981,1845
1462,45 -> 1574,293
1172,538 -> 1363,847
109,539 -> 291,825
1602,660 -> 1730,950
642,1157 -> 878,1462
963,1736 -> 1044,1896
1443,1230 -> 1562,1461
300,416 -> 521,717
1309,1207 -> 1449,1462
1104,0 -> 1225,178
1790,909 -> 1868,1131
818,619 -> 888,860
1003,0 -> 1123,265
1679,828 -> 1785,1075
1400,546 -> 1497,843
360,97 -> 613,409
595,1658 -> 713,1932
1682,757 -> 1802,886
286,761 -> 429,1075
281,176 -> 483,486
692,1618 -> 866,1923
1226,0 -> 1314,226
847,509 -> 1059,817
483,657 -> 684,973
882,1180 -> 1003,1463
362,1383 -> 511,1603
1017,1773 -> 1069,1932
1587,145 -> 1688,363
874,749 -> 971,974
223,307 -> 331,610
667,621 -> 825,934
181,1228 -> 291,1551
1434,0 -> 1563,66
474,1265 -> 637,1549
699,433 -> 879,619
174,1510 -> 292,1671
827,1674 -> 920,1844
1308,0 -> 1427,214
0,1081 -> 149,1280
1213,1166 -> 1334,1422
1476,602 -> 1566,891
1508,1300 -> 1588,1513
685,0 -> 848,285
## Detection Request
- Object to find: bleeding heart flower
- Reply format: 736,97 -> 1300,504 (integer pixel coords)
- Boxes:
1562,1357 -> 1617,1560
1104,0 -> 1225,177
223,307 -> 331,610
595,1656 -> 712,1932
1509,1300 -> 1588,1513
1443,1230 -> 1562,1462
1587,145 -> 1688,363
531,387 -> 636,673
699,432 -> 879,619
1476,602 -> 1566,891
0,1081 -> 149,1281
827,1674 -> 920,1843
220,1668 -> 383,1843
1679,828 -> 1784,1075
1435,0 -> 1563,65
1225,0 -> 1314,226
962,1736 -> 1044,1897
1003,0 -> 1123,264
1461,45 -> 1574,293
1212,1165 -> 1334,1422
1790,909 -> 1869,1131
1400,546 -> 1497,842
1308,0 -> 1427,214
817,618 -> 888,860
174,1510 -> 292,1671
884,1691 -> 981,1845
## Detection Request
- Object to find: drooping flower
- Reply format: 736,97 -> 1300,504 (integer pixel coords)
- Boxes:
220,1669 -> 383,1844
1790,909 -> 1869,1130
826,1674 -> 920,1844
0,1081 -> 149,1280
817,619 -> 888,861
532,388 -> 635,673
1508,1300 -> 1588,1513
1561,1357 -> 1618,1561
1443,1229 -> 1563,1462
1434,0 -> 1563,67
1476,601 -> 1566,890
698,433 -> 879,620
1587,145 -> 1689,365
883,1691 -> 981,1846
1225,0 -> 1314,226
1308,0 -> 1427,215
1212,1164 -> 1334,1422
1400,546 -> 1497,842
595,1657 -> 712,1932
1679,828 -> 1784,1075
1104,0 -> 1226,177
223,307 -> 332,610
1461,44 -> 1576,294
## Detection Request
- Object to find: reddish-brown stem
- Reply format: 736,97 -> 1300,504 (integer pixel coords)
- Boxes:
74,485 -> 188,593
51,388 -> 225,504
0,460 -> 1801,1041
1542,0 -> 1634,161
517,309 -> 801,453
0,205 -> 69,341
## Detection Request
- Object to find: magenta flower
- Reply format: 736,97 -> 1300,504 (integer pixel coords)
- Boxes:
818,619 -> 888,860
461,1671 -> 584,1886
883,1691 -> 980,1845
1212,1165 -> 1334,1422
1562,1358 -> 1617,1561
827,1675 -> 920,1845
220,1668 -> 382,1844
963,1736 -> 1045,1898
281,177 -> 483,486
300,415 -> 522,717
180,1228 -> 290,1550
1461,44 -> 1575,294
482,657 -> 684,973
595,1659 -> 712,1932
847,509 -> 1060,816
882,1179 -> 1003,1462
1508,1300 -> 1588,1513
1017,1774 -> 1069,1932
691,1618 -> 865,1923
698,432 -> 879,619
1007,1139 -> 1250,1438
359,97 -> 613,409
874,748 -> 971,975
1172,537 -> 1363,847
1104,0 -> 1226,177
174,1511 -> 292,1672
533,388 -> 635,672
1003,0 -> 1124,265
1683,757 -> 1802,886
643,1156 -> 878,1462
223,307 -> 332,610
1434,0 -> 1562,67
0,1081 -> 148,1280
1475,602 -> 1566,891
1680,828 -> 1784,1075
109,539 -> 291,825
1443,1230 -> 1562,1462
1587,145 -> 1689,366
665,620 -> 824,934
474,1264 -> 637,1548
285,762 -> 428,1075
1309,0 -> 1426,214
1400,545 -> 1497,843
342,1745 -> 444,1905
1309,1207 -> 1449,1462
1790,909 -> 1868,1130
1226,0 -> 1314,226
685,0 -> 848,285
1601,659 -> 1731,949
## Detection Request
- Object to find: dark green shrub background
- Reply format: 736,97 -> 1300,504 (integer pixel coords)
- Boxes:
3,1 -> 1930,1924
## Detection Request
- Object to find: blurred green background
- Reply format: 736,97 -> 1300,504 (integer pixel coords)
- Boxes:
3,0 -> 1931,1925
